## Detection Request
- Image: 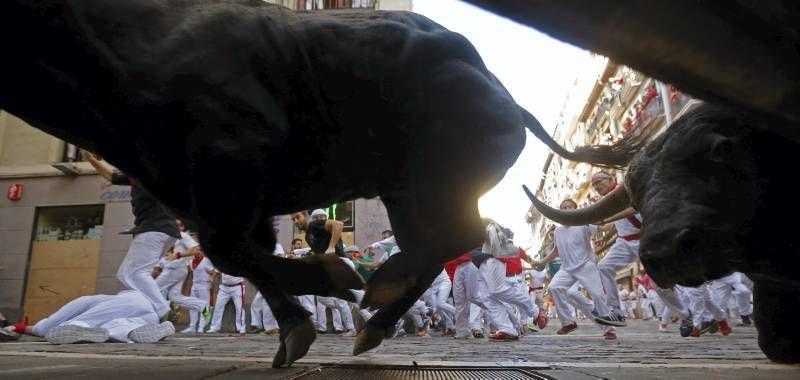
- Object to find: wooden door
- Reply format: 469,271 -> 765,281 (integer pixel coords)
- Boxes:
23,240 -> 101,323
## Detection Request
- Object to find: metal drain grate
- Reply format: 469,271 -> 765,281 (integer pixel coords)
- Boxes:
292,365 -> 551,379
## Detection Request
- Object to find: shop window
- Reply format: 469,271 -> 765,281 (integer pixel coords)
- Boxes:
34,205 -> 105,241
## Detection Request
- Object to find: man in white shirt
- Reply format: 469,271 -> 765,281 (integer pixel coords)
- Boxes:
184,250 -> 216,333
525,267 -> 548,312
533,199 -> 625,340
2,290 -> 174,344
207,270 -> 247,334
590,171 -> 694,337
156,222 -> 210,330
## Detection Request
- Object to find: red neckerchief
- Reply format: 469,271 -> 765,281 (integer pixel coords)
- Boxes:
191,256 -> 202,270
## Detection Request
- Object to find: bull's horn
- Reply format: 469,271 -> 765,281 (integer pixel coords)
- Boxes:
522,184 -> 630,226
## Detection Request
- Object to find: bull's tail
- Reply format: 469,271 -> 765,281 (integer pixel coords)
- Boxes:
520,106 -> 644,168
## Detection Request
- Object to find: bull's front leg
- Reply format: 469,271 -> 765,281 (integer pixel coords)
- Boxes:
354,265 -> 441,355
197,225 -> 359,367
752,276 -> 800,363
354,192 -> 484,355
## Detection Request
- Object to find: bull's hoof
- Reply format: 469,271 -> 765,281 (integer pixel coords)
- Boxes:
272,341 -> 287,369
271,318 -> 317,368
353,324 -> 387,356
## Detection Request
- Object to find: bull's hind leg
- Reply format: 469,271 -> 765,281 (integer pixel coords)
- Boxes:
753,277 -> 800,363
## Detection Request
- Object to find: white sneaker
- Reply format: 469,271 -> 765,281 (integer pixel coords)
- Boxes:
659,324 -> 669,333
180,326 -> 196,334
46,325 -> 109,344
128,322 -> 175,343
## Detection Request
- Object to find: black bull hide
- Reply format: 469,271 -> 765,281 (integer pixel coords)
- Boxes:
0,0 -> 567,366
467,1 -> 800,363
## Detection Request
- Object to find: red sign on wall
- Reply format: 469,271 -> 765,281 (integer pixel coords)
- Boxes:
7,184 -> 23,201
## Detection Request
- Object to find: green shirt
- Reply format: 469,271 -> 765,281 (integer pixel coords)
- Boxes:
355,256 -> 376,281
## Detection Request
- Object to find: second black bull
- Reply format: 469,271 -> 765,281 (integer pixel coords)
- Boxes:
526,103 -> 800,363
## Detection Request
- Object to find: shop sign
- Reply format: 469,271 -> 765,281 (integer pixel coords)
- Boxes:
100,189 -> 132,202
7,184 -> 23,201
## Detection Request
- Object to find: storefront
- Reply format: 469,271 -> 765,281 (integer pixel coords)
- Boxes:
1,174 -> 136,322
1,173 -> 393,324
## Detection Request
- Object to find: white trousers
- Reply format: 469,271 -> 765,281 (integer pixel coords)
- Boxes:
349,289 -> 374,323
188,285 -> 211,332
711,272 -> 753,317
209,283 -> 246,333
118,232 -> 176,317
476,259 -> 519,335
453,262 -> 497,335
423,274 -> 455,328
156,266 -> 207,312
298,295 -> 318,326
529,288 -> 545,311
647,289 -> 664,318
31,290 -> 159,343
638,288 -> 663,319
505,273 -> 539,324
250,291 -> 278,330
597,238 -> 639,313
404,300 -> 428,330
684,284 -> 727,326
619,297 -> 631,319
549,261 -> 611,326
317,296 -> 353,331
479,259 -> 538,326
469,303 -> 484,330
655,286 -> 690,320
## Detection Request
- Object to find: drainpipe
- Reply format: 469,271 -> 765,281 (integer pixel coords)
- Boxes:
656,81 -> 673,125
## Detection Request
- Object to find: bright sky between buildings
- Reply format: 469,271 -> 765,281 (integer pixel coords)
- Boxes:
413,0 -> 601,249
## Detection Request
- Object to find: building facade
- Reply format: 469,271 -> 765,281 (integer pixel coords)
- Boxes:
0,0 -> 411,324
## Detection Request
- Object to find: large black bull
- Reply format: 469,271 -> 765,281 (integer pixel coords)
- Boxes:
464,1 -> 800,364
527,103 -> 800,363
0,0 -> 570,367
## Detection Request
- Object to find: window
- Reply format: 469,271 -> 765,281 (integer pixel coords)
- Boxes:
326,201 -> 355,231
33,205 -> 105,241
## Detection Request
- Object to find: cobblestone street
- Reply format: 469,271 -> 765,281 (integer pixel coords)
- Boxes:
1,320 -> 798,379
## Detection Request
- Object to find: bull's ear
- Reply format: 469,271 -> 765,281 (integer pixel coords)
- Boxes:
708,136 -> 733,163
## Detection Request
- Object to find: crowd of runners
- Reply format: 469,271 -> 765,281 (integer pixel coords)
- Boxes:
0,156 -> 752,346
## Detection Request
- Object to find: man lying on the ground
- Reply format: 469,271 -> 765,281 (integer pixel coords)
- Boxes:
1,290 -> 175,344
